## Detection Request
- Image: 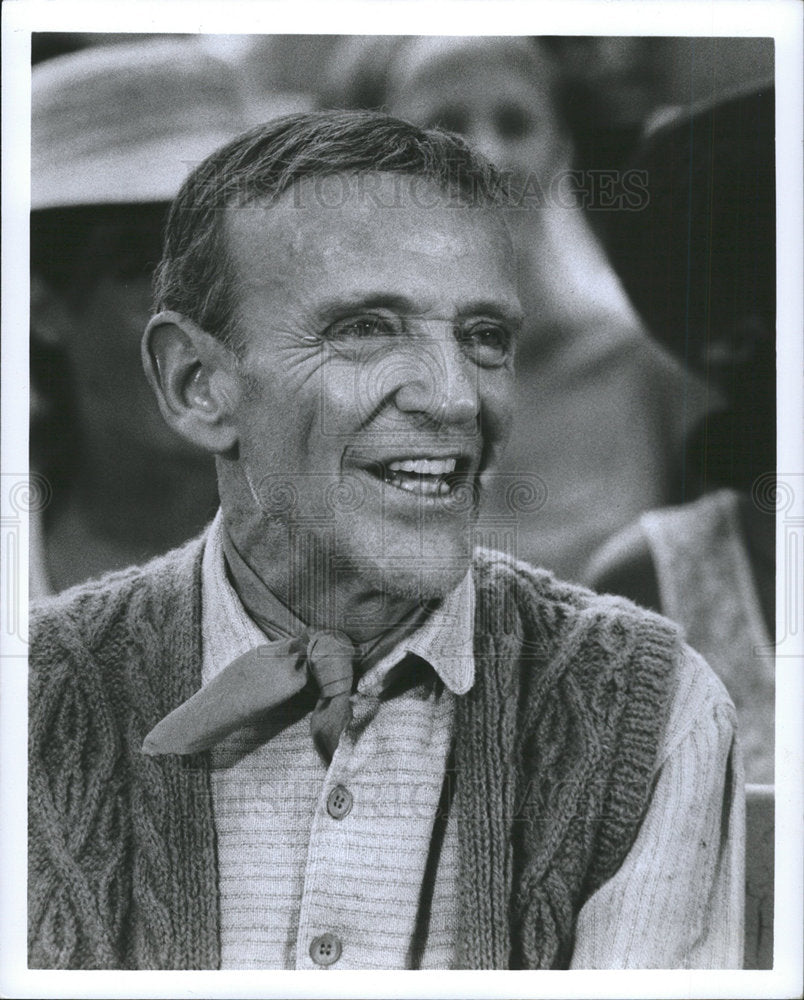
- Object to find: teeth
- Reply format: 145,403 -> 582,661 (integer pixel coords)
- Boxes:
387,475 -> 452,497
387,457 -> 457,475
366,456 -> 462,499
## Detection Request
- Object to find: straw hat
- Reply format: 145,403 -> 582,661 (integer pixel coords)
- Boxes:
32,38 -> 254,210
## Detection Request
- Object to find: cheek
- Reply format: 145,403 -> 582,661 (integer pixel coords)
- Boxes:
237,361 -> 346,475
304,353 -> 383,441
241,378 -> 301,449
481,370 -> 515,445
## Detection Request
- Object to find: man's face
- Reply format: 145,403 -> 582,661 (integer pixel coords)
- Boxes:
223,172 -> 520,617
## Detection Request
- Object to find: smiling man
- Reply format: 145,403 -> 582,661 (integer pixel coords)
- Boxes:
156,164 -> 518,629
28,111 -> 743,970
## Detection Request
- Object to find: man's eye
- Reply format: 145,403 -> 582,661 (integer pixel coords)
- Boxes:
325,315 -> 401,341
458,323 -> 512,367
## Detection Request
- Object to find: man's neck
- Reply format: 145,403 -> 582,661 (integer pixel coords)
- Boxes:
224,519 -> 428,648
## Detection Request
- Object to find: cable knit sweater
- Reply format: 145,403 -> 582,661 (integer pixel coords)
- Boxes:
28,536 -> 681,970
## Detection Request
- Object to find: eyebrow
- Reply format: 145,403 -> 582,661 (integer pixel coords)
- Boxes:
315,293 -> 523,328
456,299 -> 524,329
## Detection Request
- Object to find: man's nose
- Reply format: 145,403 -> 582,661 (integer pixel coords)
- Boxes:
393,338 -> 480,426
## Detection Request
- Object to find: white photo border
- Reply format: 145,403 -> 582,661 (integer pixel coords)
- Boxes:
2,1 -> 802,997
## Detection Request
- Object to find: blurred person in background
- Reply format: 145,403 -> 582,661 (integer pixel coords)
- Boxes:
336,35 -> 711,579
585,88 -> 775,785
30,38 -> 255,595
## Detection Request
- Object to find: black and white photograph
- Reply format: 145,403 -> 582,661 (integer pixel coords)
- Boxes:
1,1 -> 802,996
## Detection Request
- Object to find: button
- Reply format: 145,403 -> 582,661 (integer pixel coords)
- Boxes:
326,784 -> 353,819
310,932 -> 342,966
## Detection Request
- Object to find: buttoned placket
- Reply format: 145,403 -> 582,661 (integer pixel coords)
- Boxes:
293,672 -> 457,970
294,690 -> 382,969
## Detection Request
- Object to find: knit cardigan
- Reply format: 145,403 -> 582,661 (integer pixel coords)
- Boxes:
28,536 -> 681,970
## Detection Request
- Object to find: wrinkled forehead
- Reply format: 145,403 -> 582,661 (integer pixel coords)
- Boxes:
222,172 -> 518,303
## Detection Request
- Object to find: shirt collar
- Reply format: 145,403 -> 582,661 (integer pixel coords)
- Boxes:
201,509 -> 475,696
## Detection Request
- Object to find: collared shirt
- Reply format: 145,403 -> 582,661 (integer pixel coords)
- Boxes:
201,511 -> 744,969
202,511 -> 472,969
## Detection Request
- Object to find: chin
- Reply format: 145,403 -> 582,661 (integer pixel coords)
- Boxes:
356,525 -> 474,607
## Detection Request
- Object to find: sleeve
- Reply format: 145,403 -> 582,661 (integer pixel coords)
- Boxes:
569,646 -> 746,969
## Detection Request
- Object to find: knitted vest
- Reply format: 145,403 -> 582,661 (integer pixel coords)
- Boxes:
28,537 -> 680,969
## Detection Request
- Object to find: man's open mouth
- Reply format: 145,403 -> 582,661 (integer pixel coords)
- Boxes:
360,456 -> 473,498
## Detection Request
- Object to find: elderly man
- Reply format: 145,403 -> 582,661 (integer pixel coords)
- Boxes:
28,110 -> 743,971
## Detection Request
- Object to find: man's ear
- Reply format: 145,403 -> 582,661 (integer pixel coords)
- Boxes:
142,311 -> 241,455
